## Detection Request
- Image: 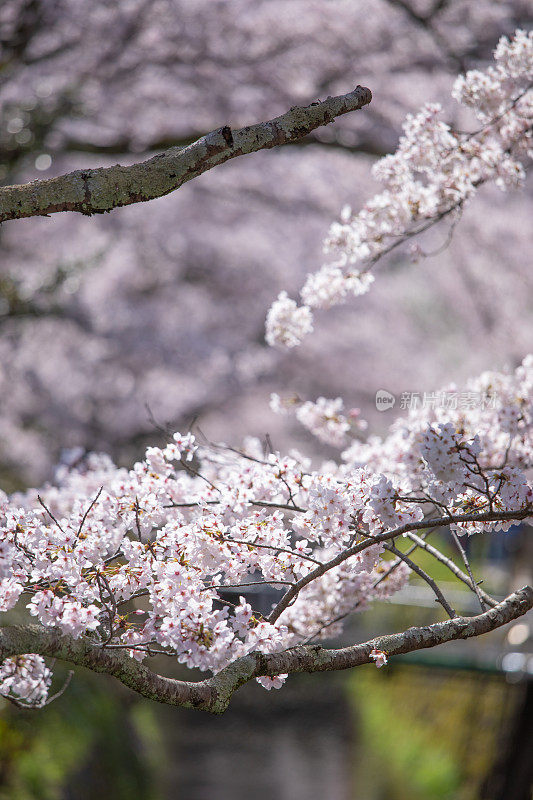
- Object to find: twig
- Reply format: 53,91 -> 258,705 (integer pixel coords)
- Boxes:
77,487 -> 103,537
450,530 -> 486,611
202,580 -> 294,591
404,532 -> 497,607
37,496 -> 65,534
383,542 -> 456,618
217,535 -> 322,566
43,669 -> 74,706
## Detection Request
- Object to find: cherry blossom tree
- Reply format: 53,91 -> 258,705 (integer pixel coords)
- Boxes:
1,0 -> 532,487
0,29 -> 531,714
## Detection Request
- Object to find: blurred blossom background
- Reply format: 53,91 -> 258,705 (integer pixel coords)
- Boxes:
0,2 -> 532,798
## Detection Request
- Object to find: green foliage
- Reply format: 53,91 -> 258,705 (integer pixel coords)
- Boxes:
348,665 -> 515,800
0,671 -> 163,800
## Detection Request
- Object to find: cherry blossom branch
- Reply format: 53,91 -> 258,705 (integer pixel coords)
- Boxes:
298,542 -> 423,645
208,585 -> 533,713
1,586 -> 530,714
267,506 -> 532,624
350,119 -> 532,281
216,535 -> 323,566
0,625 -> 216,710
265,35 -> 533,348
0,86 -> 372,223
353,103 -> 532,277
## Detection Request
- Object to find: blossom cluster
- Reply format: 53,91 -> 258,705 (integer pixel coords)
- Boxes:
0,358 -> 531,704
270,393 -> 367,447
342,356 -> 533,533
369,649 -> 388,668
265,29 -> 533,348
0,654 -> 51,707
265,291 -> 313,349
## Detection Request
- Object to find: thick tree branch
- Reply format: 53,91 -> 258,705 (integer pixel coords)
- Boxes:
0,625 -> 216,710
0,86 -> 372,223
1,586 -> 531,714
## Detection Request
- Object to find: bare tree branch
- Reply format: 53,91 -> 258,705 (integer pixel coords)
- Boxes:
449,528 -> 487,611
0,86 -> 372,223
0,586 -> 531,714
404,532 -> 498,608
382,541 -> 457,618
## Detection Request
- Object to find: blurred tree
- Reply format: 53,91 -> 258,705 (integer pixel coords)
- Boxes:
0,0 -> 531,484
